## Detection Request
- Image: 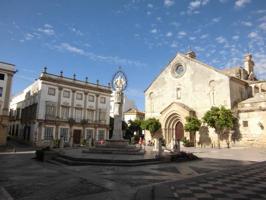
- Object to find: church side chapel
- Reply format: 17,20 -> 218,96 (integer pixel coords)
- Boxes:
144,51 -> 266,149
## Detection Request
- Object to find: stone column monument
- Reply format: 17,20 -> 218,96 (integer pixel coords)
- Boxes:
106,70 -> 128,146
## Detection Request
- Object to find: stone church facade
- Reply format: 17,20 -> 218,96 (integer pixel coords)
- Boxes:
144,51 -> 266,149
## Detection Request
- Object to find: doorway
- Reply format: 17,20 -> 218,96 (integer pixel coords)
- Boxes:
73,129 -> 81,144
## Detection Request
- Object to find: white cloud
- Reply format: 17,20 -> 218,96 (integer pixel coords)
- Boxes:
216,36 -> 227,44
70,27 -> 83,36
37,24 -> 55,36
188,0 -> 209,13
178,31 -> 187,36
166,32 -> 173,37
232,35 -> 240,40
150,28 -> 157,34
248,32 -> 258,38
241,21 -> 252,26
200,34 -> 208,39
25,33 -> 34,40
164,0 -> 174,7
253,52 -> 266,79
147,3 -> 153,8
235,0 -> 251,8
259,22 -> 266,31
54,42 -> 146,68
212,17 -> 221,23
57,43 -> 86,55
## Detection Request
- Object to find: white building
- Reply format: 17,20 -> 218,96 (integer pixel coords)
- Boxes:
124,108 -> 145,124
9,68 -> 112,147
145,51 -> 266,149
0,61 -> 16,145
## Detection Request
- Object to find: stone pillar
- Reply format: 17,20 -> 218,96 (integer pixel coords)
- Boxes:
95,94 -> 99,122
3,73 -> 13,116
57,87 -> 63,118
112,91 -> 123,140
84,92 -> 88,120
71,90 -> 76,118
37,123 -> 43,147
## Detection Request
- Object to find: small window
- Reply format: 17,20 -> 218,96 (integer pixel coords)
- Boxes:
76,92 -> 83,100
100,97 -> 106,104
48,88 -> 56,96
88,95 -> 95,102
0,73 -> 5,80
63,90 -> 70,98
0,87 -> 3,97
44,127 -> 54,140
176,88 -> 181,99
97,129 -> 105,141
86,129 -> 94,140
243,121 -> 248,127
60,128 -> 69,142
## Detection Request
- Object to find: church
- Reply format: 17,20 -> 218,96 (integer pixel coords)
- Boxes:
144,51 -> 266,149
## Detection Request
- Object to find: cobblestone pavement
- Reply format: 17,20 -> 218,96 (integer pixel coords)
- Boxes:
135,161 -> 266,200
0,147 -> 265,200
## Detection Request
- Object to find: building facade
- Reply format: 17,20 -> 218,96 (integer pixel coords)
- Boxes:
145,51 -> 266,149
124,108 -> 145,124
0,62 -> 16,146
9,68 -> 112,147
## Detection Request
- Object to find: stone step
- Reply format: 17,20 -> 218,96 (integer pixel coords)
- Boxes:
54,155 -> 163,166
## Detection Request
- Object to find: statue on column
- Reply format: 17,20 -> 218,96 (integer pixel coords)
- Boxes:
111,70 -> 127,140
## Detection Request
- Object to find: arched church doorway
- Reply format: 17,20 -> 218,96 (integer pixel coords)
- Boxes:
175,122 -> 184,140
163,113 -> 184,148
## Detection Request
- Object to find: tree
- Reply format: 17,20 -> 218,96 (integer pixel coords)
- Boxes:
128,119 -> 143,136
203,106 -> 234,148
141,118 -> 161,138
184,116 -> 201,146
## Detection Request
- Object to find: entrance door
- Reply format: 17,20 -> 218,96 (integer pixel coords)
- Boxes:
175,122 -> 184,140
73,130 -> 81,144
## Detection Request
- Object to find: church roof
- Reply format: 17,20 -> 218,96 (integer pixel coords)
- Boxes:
124,108 -> 145,115
144,52 -> 247,93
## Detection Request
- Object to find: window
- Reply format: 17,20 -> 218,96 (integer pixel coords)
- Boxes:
100,97 -> 106,104
76,92 -> 83,100
75,108 -> 82,122
45,102 -> 56,118
48,87 -> 56,96
99,109 -> 106,122
243,121 -> 248,127
0,73 -> 5,80
86,129 -> 94,140
97,129 -> 105,141
44,127 -> 54,140
87,109 -> 95,122
63,90 -> 70,98
176,88 -> 181,99
88,95 -> 95,102
60,128 -> 69,142
0,87 -> 3,97
61,106 -> 69,120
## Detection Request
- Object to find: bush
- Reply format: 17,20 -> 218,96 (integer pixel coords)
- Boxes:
171,151 -> 199,162
181,137 -> 194,147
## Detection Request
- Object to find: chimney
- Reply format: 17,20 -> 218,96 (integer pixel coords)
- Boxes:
186,51 -> 196,59
244,54 -> 255,76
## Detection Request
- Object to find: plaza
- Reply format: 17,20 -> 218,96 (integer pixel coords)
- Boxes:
1,145 -> 266,200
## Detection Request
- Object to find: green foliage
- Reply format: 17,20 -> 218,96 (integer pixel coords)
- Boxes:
203,106 -> 233,133
181,137 -> 194,147
141,118 -> 161,137
184,116 -> 201,133
128,119 -> 143,135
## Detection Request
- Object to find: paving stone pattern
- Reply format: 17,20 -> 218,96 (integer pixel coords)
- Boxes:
150,161 -> 266,200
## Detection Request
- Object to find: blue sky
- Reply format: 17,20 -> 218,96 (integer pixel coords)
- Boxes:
0,0 -> 266,111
